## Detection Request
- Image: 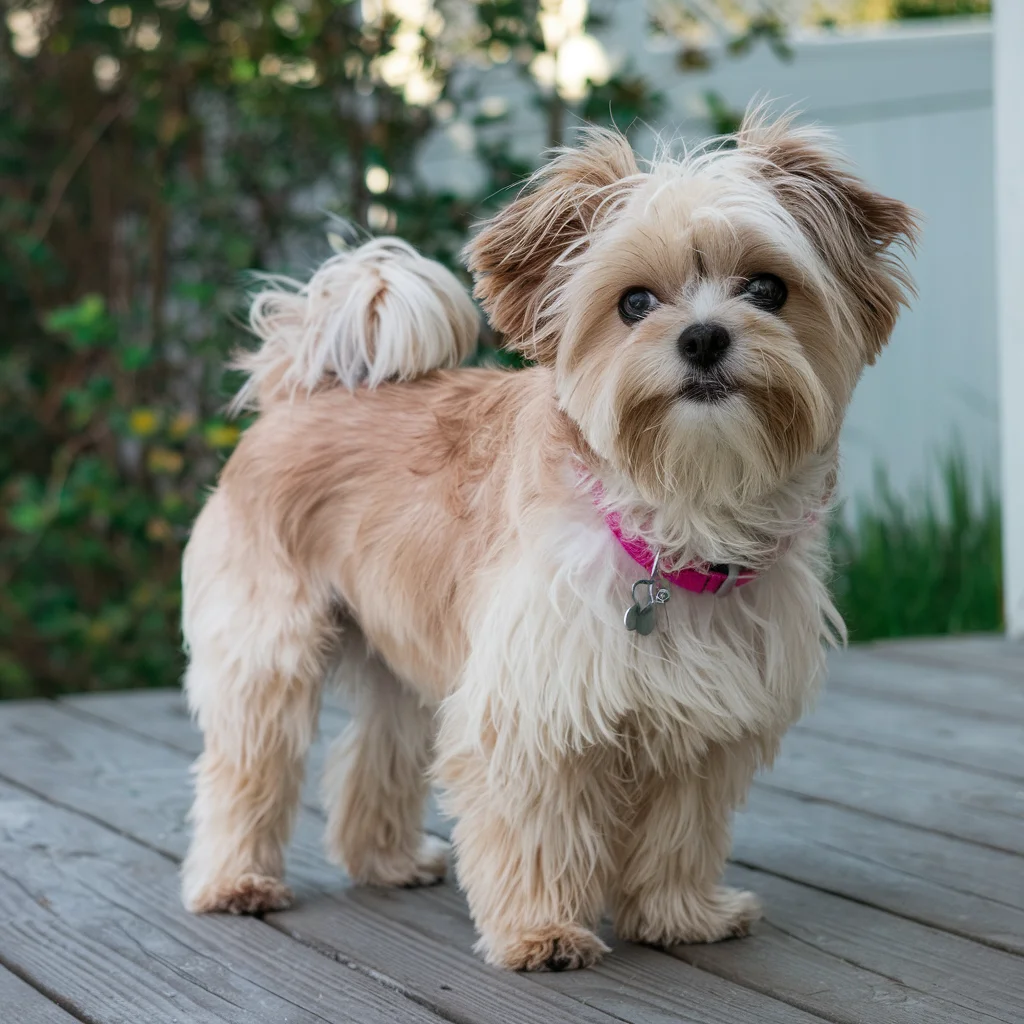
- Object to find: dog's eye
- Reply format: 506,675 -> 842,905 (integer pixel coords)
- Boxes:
743,274 -> 787,313
618,288 -> 660,324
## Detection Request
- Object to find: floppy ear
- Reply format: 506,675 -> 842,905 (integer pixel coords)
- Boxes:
739,112 -> 920,363
463,128 -> 639,364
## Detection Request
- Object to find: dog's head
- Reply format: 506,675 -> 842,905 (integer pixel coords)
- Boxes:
465,112 -> 918,507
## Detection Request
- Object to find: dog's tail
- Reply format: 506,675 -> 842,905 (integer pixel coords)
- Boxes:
232,237 -> 479,411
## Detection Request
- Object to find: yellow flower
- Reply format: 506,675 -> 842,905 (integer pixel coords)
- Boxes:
147,447 -> 184,474
86,620 -> 112,644
145,518 -> 173,543
205,423 -> 240,449
168,411 -> 196,440
129,408 -> 160,437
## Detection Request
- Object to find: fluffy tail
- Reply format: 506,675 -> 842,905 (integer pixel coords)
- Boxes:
232,237 -> 479,411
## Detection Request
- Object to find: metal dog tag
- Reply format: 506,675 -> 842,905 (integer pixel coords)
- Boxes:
624,564 -> 670,637
624,600 -> 656,635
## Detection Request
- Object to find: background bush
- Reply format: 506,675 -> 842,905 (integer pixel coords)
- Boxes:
832,453 -> 1002,642
0,0 -> 1001,698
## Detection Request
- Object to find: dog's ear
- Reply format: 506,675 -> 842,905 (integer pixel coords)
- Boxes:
739,112 -> 920,363
464,129 -> 639,364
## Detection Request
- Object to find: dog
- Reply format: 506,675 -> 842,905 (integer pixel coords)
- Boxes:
180,111 -> 917,972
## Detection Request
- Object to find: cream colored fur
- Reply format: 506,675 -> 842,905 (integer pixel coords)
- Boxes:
180,113 -> 917,972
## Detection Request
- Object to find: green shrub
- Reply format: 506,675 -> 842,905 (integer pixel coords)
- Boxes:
831,452 -> 1002,642
892,0 -> 990,19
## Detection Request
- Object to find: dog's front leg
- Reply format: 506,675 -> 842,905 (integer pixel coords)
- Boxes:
611,739 -> 764,947
437,710 -> 613,971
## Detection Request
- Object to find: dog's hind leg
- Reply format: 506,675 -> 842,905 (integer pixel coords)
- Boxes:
181,490 -> 333,914
322,646 -> 447,887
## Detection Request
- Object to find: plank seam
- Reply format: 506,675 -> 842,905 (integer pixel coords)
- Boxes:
826,680 -> 1024,725
792,724 -> 1024,784
0,771 -> 455,1024
751,780 -> 1024,859
0,769 -> 180,866
750,921 -> 1016,1024
104,911 -> 346,1024
258,920 -> 505,1024
0,954 -> 94,1024
860,647 -> 1024,686
731,857 -> 1024,960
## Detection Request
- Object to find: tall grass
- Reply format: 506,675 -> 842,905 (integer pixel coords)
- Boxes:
830,452 -> 1002,642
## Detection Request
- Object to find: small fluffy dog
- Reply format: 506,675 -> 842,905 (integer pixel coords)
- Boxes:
181,112 -> 917,971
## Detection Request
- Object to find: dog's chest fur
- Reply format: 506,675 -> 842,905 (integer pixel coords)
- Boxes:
457,505 -> 831,773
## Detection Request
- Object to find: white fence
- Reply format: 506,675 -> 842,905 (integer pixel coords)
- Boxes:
642,18 -> 997,514
426,16 -> 996,513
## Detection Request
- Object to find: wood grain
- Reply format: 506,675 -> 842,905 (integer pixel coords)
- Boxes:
675,864 -> 1024,1024
0,778 -> 445,1024
0,704 -> 652,1024
762,728 -> 1024,852
39,689 -> 1024,1021
830,647 -> 1024,721
864,637 -> 1024,686
797,684 -> 1024,780
0,966 -> 83,1024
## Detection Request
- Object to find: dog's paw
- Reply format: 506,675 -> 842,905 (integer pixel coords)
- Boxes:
481,925 -> 610,972
184,872 -> 294,915
353,833 -> 450,888
617,886 -> 761,946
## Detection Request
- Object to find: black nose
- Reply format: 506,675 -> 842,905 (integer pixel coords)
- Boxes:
678,322 -> 731,370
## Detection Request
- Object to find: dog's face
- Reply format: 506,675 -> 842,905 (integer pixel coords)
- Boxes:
466,116 -> 918,507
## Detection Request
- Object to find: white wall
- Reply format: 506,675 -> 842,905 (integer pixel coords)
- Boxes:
425,17 -> 997,515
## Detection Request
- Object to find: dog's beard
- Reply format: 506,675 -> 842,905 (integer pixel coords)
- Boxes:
608,346 -> 833,509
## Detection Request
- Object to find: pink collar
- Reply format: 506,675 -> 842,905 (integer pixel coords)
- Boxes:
603,508 -> 757,597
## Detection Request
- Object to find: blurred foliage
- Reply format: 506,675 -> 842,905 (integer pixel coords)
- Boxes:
832,452 -> 1002,642
891,0 -> 989,18
2,0 -> 677,697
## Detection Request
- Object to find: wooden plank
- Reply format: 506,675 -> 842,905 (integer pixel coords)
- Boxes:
55,702 -> 842,1023
0,966 -> 81,1024
60,688 -> 197,752
5,702 -> 739,1024
61,689 -> 352,816
762,729 -> 1024,852
281,884 -> 829,1024
45,692 -> 1024,1020
62,688 -> 352,761
828,648 -> 1024,722
798,686 -> 1024,780
733,788 -> 1024,953
0,778 -> 445,1024
674,864 -> 1024,1024
55,692 -> 1024,950
0,700 -> 348,897
331,875 -> 1024,1024
60,691 -> 453,838
866,636 -> 1024,679
59,692 -> 1024,946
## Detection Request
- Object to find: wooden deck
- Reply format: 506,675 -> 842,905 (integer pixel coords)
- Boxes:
0,638 -> 1021,1024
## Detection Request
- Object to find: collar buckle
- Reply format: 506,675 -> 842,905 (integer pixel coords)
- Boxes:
715,563 -> 742,598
